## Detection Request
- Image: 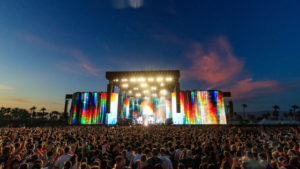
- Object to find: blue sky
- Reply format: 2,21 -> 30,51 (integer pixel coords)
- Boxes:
0,0 -> 299,112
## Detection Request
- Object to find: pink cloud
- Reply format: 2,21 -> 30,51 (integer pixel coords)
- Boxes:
10,97 -> 34,104
227,78 -> 280,99
183,37 -> 244,85
9,97 -> 61,106
0,85 -> 13,90
21,33 -> 101,77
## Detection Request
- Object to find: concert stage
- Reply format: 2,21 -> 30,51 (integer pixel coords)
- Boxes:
66,70 -> 229,125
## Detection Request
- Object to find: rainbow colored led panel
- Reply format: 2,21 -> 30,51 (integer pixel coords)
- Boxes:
68,92 -> 118,125
105,93 -> 118,125
171,91 -> 227,124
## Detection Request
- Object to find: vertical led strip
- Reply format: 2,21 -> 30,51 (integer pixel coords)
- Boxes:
106,93 -> 118,125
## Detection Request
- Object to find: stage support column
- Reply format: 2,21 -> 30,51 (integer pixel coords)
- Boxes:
106,83 -> 112,113
64,98 -> 69,116
64,94 -> 73,124
176,82 -> 180,113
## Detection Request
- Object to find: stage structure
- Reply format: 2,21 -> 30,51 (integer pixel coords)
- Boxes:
67,70 -> 230,125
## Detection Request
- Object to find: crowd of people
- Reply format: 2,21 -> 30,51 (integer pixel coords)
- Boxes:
0,126 -> 299,169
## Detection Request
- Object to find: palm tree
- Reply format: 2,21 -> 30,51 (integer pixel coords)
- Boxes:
291,105 -> 299,120
30,106 -> 36,119
41,107 -> 46,113
272,105 -> 280,120
242,104 -> 248,120
40,107 -> 48,119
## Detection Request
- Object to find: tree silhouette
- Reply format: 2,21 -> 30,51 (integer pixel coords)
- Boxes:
40,107 -> 48,119
291,105 -> 299,120
272,105 -> 280,120
41,107 -> 46,113
50,111 -> 60,120
242,104 -> 248,120
30,106 -> 37,119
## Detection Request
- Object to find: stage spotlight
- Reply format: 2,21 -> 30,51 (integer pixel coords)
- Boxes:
160,89 -> 167,95
128,90 -> 132,94
141,83 -> 147,87
133,87 -> 139,90
138,77 -> 145,82
151,87 -> 157,90
122,83 -> 129,88
152,93 -> 157,97
157,77 -> 163,82
148,77 -> 154,82
166,77 -> 172,81
130,78 -> 136,82
121,78 -> 128,82
113,79 -> 119,82
143,90 -> 149,94
136,93 -> 141,97
160,83 -> 165,87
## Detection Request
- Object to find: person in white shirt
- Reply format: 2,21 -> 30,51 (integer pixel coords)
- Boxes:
55,147 -> 72,169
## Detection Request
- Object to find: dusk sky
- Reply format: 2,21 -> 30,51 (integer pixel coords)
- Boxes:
0,0 -> 299,112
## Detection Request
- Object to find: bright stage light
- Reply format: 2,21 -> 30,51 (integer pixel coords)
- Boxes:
160,89 -> 167,95
114,79 -> 119,82
122,83 -> 129,88
141,83 -> 148,87
133,87 -> 139,90
166,77 -> 172,81
130,78 -> 136,82
157,77 -> 163,82
160,83 -> 165,87
136,93 -> 141,97
151,87 -> 157,90
148,77 -> 154,82
143,90 -> 149,94
128,90 -> 132,94
152,93 -> 157,97
121,78 -> 128,82
138,77 -> 145,82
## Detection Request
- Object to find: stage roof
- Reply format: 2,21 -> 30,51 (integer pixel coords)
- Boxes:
106,70 -> 180,98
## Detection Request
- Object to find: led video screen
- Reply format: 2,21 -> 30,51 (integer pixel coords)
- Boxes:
69,92 -> 118,125
69,90 -> 226,125
119,97 -> 171,124
171,91 -> 226,124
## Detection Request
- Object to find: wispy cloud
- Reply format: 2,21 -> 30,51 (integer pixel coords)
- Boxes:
227,78 -> 280,99
0,85 -> 13,90
9,97 -> 61,106
183,37 -> 244,85
10,97 -> 34,104
20,33 -> 101,77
